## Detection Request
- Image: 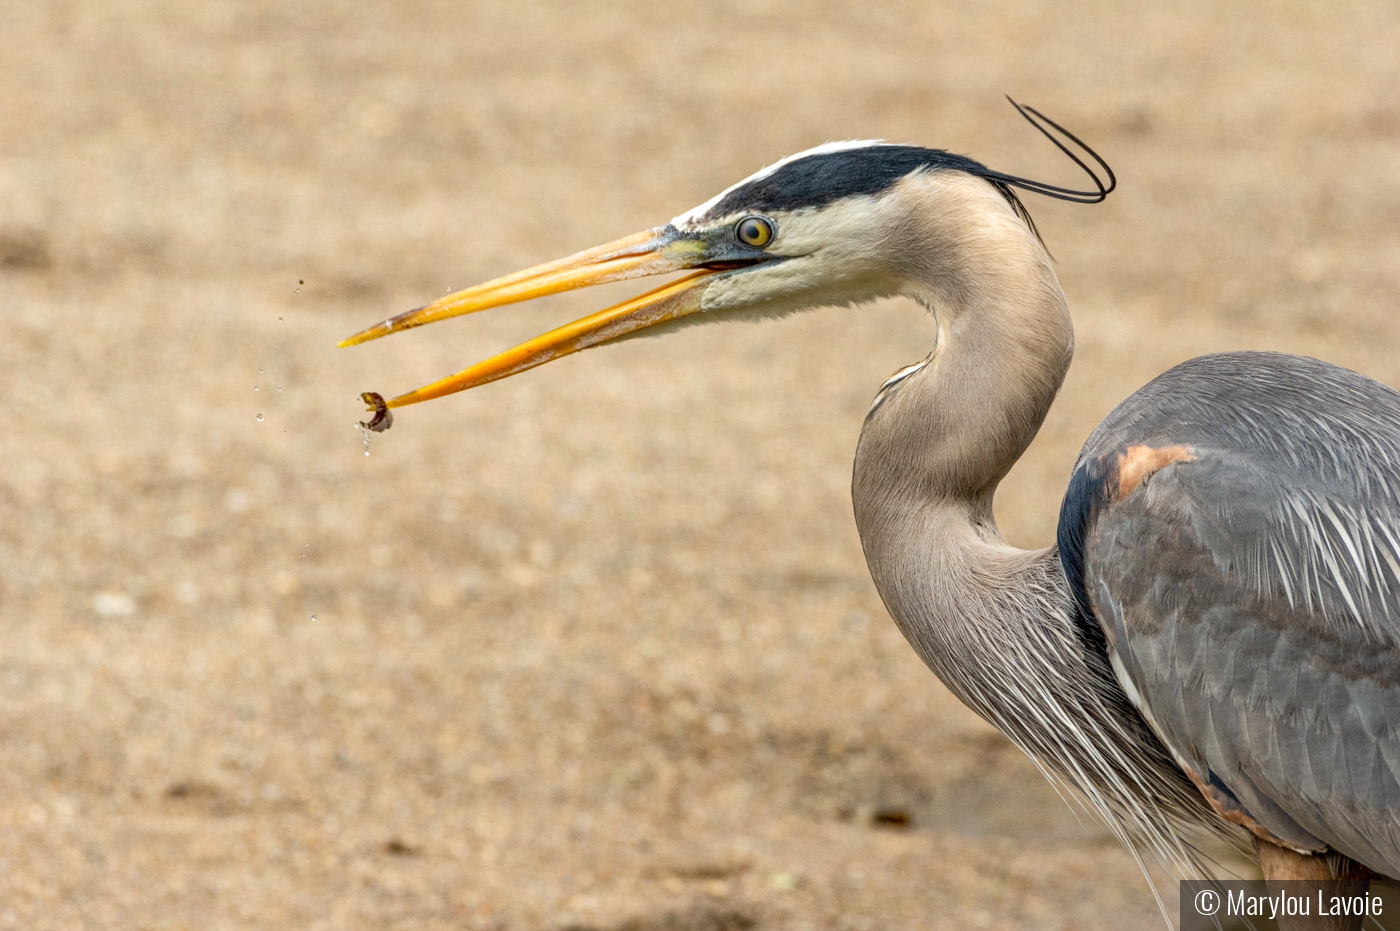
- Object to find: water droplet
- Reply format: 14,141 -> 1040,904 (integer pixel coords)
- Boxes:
256,413 -> 264,422
259,369 -> 263,374
254,385 -> 259,391
310,614 -> 317,622
277,388 -> 282,393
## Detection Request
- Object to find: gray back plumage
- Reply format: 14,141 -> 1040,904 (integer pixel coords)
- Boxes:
1062,351 -> 1400,875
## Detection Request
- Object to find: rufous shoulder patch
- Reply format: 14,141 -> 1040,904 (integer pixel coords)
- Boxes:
1115,445 -> 1196,499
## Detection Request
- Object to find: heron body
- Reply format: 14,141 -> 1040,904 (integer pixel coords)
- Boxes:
1065,354 -> 1400,870
344,108 -> 1399,922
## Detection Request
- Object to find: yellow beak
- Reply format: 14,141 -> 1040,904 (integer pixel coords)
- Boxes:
340,226 -> 726,408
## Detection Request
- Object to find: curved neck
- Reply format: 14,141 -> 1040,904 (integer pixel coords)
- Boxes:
853,172 -> 1073,552
851,171 -> 1076,688
846,178 -> 1223,877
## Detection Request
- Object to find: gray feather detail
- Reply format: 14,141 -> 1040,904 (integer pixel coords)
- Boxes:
875,539 -> 1245,884
1078,352 -> 1400,875
867,355 -> 932,417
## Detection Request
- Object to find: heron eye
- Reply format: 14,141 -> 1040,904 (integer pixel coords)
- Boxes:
736,216 -> 774,248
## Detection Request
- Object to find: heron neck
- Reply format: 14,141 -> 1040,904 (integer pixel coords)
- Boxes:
853,177 -> 1072,523
851,176 -> 1074,638
845,184 -> 1223,875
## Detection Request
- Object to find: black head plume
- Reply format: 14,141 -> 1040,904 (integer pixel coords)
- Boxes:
956,98 -> 1117,248
688,100 -> 1115,249
987,98 -> 1117,204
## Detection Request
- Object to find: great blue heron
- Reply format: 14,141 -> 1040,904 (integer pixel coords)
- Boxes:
343,103 -> 1399,928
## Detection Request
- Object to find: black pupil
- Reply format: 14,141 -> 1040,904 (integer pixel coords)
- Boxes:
742,219 -> 767,244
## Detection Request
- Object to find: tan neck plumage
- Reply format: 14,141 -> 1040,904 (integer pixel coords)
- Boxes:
853,171 -> 1073,549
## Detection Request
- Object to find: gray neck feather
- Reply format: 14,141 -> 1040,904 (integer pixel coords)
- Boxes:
851,174 -> 1239,884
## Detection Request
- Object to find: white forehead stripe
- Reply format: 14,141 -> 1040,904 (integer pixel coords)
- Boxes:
671,140 -> 889,228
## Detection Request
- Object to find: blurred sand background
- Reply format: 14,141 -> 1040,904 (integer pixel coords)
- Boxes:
3,1 -> 1400,928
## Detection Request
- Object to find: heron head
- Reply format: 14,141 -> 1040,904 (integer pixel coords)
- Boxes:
341,106 -> 1110,409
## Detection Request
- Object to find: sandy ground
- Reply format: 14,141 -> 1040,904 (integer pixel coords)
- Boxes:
3,1 -> 1400,928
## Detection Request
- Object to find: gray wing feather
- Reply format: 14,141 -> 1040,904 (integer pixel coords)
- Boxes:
1075,352 -> 1400,875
